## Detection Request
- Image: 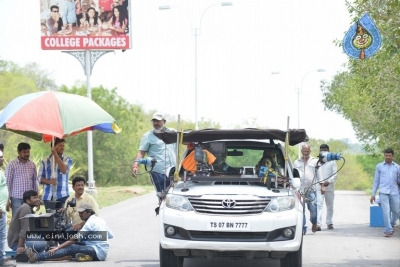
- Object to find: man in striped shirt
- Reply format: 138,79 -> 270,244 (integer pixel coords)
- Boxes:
38,138 -> 73,210
5,143 -> 38,218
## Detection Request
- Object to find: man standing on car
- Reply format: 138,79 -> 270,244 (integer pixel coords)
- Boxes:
131,112 -> 176,201
293,144 -> 319,234
316,144 -> 338,231
370,148 -> 399,237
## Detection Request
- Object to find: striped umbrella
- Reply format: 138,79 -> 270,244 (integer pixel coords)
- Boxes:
0,91 -> 121,141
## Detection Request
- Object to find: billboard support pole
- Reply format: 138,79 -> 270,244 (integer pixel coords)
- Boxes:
62,50 -> 113,195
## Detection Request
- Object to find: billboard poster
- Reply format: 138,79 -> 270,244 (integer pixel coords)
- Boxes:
40,0 -> 131,50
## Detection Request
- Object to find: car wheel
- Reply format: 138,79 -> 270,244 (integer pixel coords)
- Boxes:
280,240 -> 302,267
159,244 -> 184,267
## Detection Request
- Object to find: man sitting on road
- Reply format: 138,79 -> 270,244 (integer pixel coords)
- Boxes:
64,177 -> 100,231
7,190 -> 46,254
25,202 -> 113,263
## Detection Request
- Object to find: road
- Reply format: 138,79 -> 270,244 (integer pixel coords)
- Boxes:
14,191 -> 400,267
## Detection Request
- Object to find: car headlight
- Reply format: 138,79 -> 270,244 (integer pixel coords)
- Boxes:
265,196 -> 295,212
165,195 -> 193,211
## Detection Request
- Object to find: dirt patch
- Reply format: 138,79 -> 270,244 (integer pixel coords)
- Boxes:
112,187 -> 147,194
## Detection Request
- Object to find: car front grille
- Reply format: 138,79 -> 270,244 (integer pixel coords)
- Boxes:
189,230 -> 268,241
187,197 -> 271,215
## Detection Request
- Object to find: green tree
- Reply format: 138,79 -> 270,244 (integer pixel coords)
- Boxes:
356,154 -> 381,178
58,84 -> 148,186
0,60 -> 54,160
321,0 -> 400,160
335,154 -> 372,190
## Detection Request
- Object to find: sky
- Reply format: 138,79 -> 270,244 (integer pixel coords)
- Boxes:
0,0 -> 359,143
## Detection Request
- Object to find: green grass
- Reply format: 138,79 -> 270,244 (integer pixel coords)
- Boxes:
6,185 -> 154,223
93,185 -> 154,208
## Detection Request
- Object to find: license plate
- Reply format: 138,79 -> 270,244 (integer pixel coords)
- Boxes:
207,221 -> 251,231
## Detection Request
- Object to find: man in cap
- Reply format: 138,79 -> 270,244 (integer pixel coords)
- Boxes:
131,112 -> 176,203
25,202 -> 113,263
6,142 -> 38,218
38,137 -> 73,210
64,177 -> 100,230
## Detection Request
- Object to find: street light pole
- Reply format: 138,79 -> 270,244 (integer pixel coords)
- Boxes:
297,68 -> 326,158
271,69 -> 326,158
160,2 -> 232,130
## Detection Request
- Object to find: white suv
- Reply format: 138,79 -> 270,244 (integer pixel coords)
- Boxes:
155,129 -> 306,267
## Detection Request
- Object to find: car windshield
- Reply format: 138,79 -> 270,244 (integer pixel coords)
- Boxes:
180,140 -> 285,178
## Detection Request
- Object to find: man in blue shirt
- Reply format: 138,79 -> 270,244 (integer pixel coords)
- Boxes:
131,112 -> 176,201
370,148 -> 399,237
39,138 -> 73,210
25,202 -> 113,263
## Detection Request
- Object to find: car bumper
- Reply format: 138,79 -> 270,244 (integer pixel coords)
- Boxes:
159,204 -> 303,252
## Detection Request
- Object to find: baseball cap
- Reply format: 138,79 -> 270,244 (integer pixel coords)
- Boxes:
77,202 -> 93,212
151,112 -> 165,121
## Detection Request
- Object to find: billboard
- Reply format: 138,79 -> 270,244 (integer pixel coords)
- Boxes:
40,0 -> 131,50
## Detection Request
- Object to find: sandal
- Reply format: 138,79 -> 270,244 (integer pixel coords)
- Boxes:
312,223 -> 318,233
384,232 -> 392,237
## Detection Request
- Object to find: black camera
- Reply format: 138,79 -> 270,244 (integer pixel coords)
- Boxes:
19,199 -> 77,262
30,198 -> 77,232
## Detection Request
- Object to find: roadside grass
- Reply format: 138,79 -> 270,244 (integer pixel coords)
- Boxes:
6,185 -> 154,224
93,185 -> 154,208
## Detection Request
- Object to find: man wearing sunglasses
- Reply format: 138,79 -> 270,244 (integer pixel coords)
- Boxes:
46,5 -> 64,35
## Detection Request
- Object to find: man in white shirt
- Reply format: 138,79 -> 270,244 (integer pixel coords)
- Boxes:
316,144 -> 338,230
25,202 -> 113,263
293,144 -> 319,234
64,177 -> 100,231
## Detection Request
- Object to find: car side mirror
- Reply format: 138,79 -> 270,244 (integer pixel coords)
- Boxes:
291,177 -> 301,189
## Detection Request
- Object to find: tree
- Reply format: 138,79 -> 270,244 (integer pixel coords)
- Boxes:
321,0 -> 400,161
0,60 -> 52,159
59,84 -> 148,186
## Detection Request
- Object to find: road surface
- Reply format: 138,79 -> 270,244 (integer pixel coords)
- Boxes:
13,191 -> 400,267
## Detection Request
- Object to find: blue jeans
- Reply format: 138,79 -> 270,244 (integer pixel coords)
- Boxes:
38,244 -> 98,261
302,192 -> 317,233
10,197 -> 23,218
43,195 -> 69,210
379,193 -> 399,234
25,241 -> 47,253
0,211 -> 6,263
150,172 -> 170,197
10,241 -> 47,253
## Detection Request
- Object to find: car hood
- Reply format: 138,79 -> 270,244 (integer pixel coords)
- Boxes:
170,181 -> 294,197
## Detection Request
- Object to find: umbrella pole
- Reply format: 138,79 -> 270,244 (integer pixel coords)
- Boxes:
51,136 -> 57,203
63,50 -> 113,194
